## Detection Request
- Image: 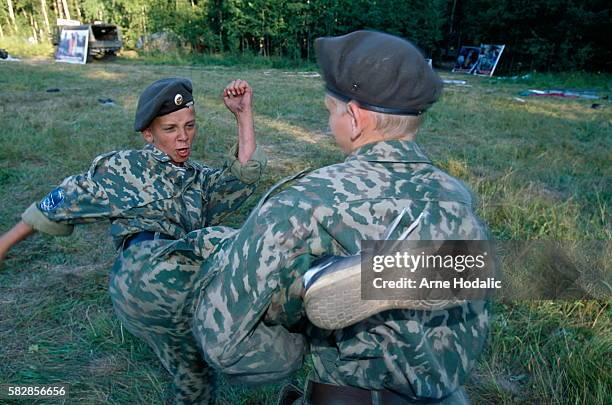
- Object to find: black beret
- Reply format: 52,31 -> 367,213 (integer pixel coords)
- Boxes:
315,30 -> 443,115
134,77 -> 194,131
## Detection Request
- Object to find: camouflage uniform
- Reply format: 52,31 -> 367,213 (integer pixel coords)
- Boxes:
189,140 -> 490,402
21,142 -> 266,404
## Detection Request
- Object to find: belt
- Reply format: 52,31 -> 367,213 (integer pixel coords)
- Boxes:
306,381 -> 416,405
123,231 -> 174,250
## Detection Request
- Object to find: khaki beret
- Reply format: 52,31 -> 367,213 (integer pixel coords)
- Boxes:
315,30 -> 443,115
134,77 -> 194,131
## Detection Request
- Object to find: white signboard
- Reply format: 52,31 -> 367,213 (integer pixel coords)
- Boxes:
55,29 -> 89,64
56,18 -> 81,26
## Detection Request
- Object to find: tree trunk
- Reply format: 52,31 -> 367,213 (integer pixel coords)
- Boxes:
54,0 -> 63,20
29,12 -> 39,42
449,0 -> 457,34
61,0 -> 71,20
73,0 -> 82,21
218,9 -> 223,51
0,21 -> 4,38
21,9 -> 35,41
33,15 -> 40,38
7,0 -> 18,32
40,0 -> 51,35
142,4 -> 147,37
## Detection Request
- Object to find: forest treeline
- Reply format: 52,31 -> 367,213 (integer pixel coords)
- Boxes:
1,0 -> 610,72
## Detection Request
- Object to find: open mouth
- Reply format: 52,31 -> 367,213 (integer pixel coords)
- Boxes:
176,148 -> 190,158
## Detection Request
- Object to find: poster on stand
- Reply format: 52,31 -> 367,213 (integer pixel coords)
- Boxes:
55,29 -> 89,64
474,44 -> 505,76
452,46 -> 480,73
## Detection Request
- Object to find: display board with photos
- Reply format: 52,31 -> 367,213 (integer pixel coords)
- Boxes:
453,44 -> 505,76
55,29 -> 89,64
452,46 -> 481,74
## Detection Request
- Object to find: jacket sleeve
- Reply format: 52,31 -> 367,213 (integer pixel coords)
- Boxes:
21,152 -> 117,235
204,144 -> 267,225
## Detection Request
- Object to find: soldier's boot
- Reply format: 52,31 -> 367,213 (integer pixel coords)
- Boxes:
302,208 -> 468,330
303,253 -> 460,330
109,240 -> 215,404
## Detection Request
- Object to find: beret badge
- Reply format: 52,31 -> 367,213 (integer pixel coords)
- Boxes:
174,94 -> 183,106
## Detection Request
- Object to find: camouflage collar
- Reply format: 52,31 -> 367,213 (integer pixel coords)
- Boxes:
347,140 -> 431,164
143,143 -> 195,169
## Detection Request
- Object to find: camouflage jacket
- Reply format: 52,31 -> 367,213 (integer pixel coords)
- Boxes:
193,140 -> 490,399
21,143 -> 266,249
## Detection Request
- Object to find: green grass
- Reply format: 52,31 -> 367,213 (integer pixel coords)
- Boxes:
0,36 -> 54,59
0,60 -> 610,404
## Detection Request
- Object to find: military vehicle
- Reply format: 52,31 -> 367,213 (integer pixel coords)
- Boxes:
54,22 -> 122,59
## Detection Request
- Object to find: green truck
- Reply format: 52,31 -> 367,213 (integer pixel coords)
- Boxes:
54,23 -> 122,59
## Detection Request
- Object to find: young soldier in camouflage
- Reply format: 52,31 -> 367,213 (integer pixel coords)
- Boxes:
0,77 -> 266,403
187,31 -> 491,404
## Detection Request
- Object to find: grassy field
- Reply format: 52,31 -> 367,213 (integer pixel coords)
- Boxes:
0,58 -> 610,404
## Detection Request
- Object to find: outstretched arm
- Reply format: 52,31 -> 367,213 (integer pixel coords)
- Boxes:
0,221 -> 36,264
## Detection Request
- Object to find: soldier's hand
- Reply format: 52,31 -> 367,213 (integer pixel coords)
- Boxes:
0,221 -> 36,268
223,79 -> 253,116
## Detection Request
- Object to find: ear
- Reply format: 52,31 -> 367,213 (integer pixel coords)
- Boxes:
346,102 -> 368,141
141,128 -> 154,144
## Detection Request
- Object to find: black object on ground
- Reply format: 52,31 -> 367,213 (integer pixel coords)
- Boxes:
98,98 -> 116,106
590,103 -> 601,109
46,88 -> 61,93
0,49 -> 8,59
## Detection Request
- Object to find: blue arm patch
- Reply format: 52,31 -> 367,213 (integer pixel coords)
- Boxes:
39,187 -> 66,212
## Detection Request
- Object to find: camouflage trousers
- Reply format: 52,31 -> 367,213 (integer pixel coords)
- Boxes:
109,238 -> 218,405
109,230 -> 489,404
190,241 -> 489,402
193,257 -> 489,403
109,233 -> 306,404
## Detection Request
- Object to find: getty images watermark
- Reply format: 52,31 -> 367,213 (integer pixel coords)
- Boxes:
361,240 -> 610,301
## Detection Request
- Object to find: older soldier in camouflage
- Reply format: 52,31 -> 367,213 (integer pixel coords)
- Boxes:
186,31 -> 490,404
0,78 -> 266,404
